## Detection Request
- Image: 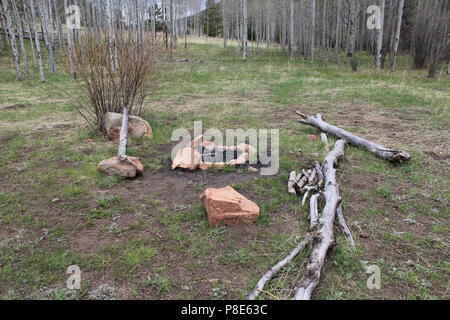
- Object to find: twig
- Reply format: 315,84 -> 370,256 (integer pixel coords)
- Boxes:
246,235 -> 313,300
336,204 -> 355,249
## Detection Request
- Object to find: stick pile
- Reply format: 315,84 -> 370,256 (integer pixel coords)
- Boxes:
247,111 -> 410,300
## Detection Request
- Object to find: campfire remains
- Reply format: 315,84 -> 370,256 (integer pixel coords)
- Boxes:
172,135 -> 257,171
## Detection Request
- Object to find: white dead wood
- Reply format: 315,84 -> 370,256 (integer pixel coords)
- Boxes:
314,161 -> 324,187
294,139 -> 346,300
288,171 -> 297,194
117,107 -> 129,161
295,111 -> 411,163
301,189 -> 310,206
336,204 -> 355,249
246,235 -> 313,300
320,133 -> 329,152
309,193 -> 320,229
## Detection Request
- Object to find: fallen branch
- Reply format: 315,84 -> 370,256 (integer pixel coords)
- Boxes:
288,171 -> 297,194
336,204 -> 355,249
246,235 -> 313,300
294,139 -> 346,300
309,193 -> 320,229
295,111 -> 411,163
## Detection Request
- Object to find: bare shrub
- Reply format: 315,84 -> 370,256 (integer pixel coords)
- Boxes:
65,30 -> 160,133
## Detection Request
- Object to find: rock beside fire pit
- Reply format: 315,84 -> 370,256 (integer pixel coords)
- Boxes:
200,186 -> 260,227
103,112 -> 152,141
98,156 -> 144,178
171,147 -> 202,170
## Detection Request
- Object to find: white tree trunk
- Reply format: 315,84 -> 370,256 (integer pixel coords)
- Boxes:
375,0 -> 385,72
63,0 -> 76,78
106,0 -> 116,71
289,0 -> 294,57
334,0 -> 341,63
311,0 -> 316,63
12,0 -> 29,72
392,0 -> 404,71
38,0 -> 56,73
242,0 -> 248,60
29,0 -> 45,81
24,4 -> 37,66
2,0 -> 22,79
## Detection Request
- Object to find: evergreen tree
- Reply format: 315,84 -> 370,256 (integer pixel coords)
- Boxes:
202,0 -> 221,37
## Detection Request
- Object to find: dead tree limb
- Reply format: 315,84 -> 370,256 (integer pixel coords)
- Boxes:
118,107 -> 129,161
309,193 -> 320,229
294,139 -> 346,300
336,204 -> 355,249
246,235 -> 313,300
288,171 -> 297,194
295,111 -> 411,163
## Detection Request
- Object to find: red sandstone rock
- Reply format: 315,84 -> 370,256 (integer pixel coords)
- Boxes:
200,186 -> 260,227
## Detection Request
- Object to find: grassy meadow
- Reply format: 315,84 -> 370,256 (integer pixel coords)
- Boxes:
0,38 -> 448,300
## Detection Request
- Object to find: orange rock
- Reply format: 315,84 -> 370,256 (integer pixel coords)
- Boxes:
229,152 -> 249,165
190,135 -> 215,149
199,162 -> 227,171
98,156 -> 144,178
200,186 -> 260,227
236,143 -> 257,154
104,112 -> 152,141
172,147 -> 202,170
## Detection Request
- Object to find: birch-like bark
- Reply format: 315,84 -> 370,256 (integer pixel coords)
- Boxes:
334,0 -> 341,63
347,0 -> 357,57
375,0 -> 385,72
29,0 -> 44,81
12,0 -> 29,72
289,0 -> 294,57
106,0 -> 116,71
38,0 -> 56,73
311,0 -> 315,63
24,4 -> 37,66
63,0 -> 75,78
242,0 -> 248,60
322,0 -> 328,48
392,0 -> 404,72
2,0 -> 22,79
52,0 -> 64,50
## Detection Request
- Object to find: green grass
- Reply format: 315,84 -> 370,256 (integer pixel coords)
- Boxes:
0,38 -> 448,300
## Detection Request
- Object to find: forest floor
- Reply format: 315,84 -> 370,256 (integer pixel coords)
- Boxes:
0,38 -> 449,300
